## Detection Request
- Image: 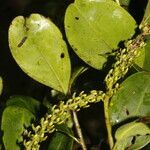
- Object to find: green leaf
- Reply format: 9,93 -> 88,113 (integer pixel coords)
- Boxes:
115,122 -> 150,141
0,77 -> 3,95
113,121 -> 150,150
134,36 -> 150,72
119,0 -> 131,6
109,72 -> 150,125
1,96 -> 40,150
9,14 -> 71,94
69,66 -> 88,88
56,124 -> 74,138
128,135 -> 150,150
48,133 -> 73,150
6,95 -> 41,115
142,0 -> 150,25
65,0 -> 136,69
48,125 -> 73,150
2,107 -> 34,150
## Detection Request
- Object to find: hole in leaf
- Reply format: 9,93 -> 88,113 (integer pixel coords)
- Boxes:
17,36 -> 28,47
125,108 -> 130,115
87,60 -> 91,64
60,53 -> 65,58
131,136 -> 136,144
75,17 -> 79,20
74,48 -> 78,51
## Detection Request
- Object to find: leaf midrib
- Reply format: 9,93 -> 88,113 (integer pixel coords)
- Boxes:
24,18 -> 67,93
116,123 -> 145,140
36,46 -> 66,93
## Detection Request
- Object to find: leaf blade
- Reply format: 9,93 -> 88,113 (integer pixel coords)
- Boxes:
1,96 -> 40,150
113,122 -> 150,150
1,106 -> 34,150
110,72 -> 150,125
48,125 -> 73,150
9,14 -> 71,94
65,0 -> 136,69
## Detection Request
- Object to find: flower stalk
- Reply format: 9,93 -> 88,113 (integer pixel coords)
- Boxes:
72,111 -> 87,150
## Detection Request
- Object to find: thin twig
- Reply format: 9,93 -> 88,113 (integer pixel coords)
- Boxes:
72,111 -> 87,150
104,96 -> 114,149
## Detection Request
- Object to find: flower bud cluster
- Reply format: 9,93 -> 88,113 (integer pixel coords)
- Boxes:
105,25 -> 149,95
24,90 -> 105,149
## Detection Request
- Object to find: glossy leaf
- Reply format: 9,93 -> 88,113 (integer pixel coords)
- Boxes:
113,121 -> 150,150
115,122 -> 150,140
48,125 -> 73,150
56,124 -> 74,138
128,135 -> 150,150
109,72 -> 150,125
69,66 -> 88,88
2,107 -> 34,150
9,14 -> 71,94
6,95 -> 41,115
119,0 -> 131,6
48,133 -> 73,150
142,0 -> 150,25
134,36 -> 150,72
1,96 -> 40,150
65,0 -> 136,69
0,77 -> 2,95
